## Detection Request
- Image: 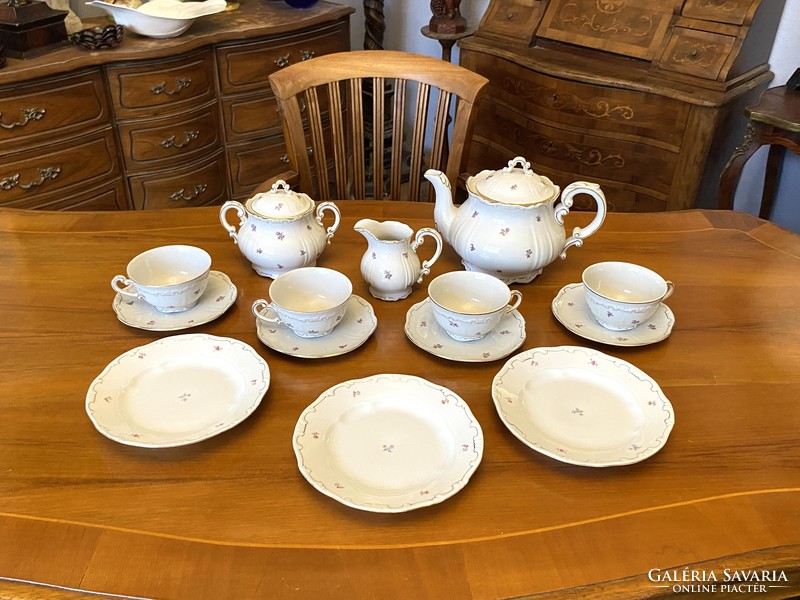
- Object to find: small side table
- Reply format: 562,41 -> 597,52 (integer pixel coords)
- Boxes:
719,85 -> 800,218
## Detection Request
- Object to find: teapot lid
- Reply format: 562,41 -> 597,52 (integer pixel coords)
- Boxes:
245,180 -> 314,218
473,157 -> 559,205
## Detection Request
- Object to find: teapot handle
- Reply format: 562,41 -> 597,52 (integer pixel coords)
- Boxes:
555,182 -> 607,259
411,227 -> 443,283
316,201 -> 341,243
219,200 -> 247,244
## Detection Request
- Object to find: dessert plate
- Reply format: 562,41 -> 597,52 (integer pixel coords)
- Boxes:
86,334 -> 270,448
294,374 -> 483,512
256,295 -> 377,359
492,346 -> 674,467
113,270 -> 237,331
552,283 -> 674,346
404,298 -> 526,362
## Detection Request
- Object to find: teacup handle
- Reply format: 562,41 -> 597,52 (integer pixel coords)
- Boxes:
503,290 -> 523,315
555,182 -> 607,259
662,281 -> 675,302
411,227 -> 443,283
111,275 -> 140,299
252,299 -> 281,325
316,202 -> 341,243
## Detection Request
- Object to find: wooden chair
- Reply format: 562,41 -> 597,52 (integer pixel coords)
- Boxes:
258,50 -> 489,202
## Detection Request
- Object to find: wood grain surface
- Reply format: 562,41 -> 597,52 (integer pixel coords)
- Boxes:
1,203 -> 798,599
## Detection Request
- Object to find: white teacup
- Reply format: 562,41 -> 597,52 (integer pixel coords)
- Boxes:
428,271 -> 522,342
582,261 -> 674,331
252,267 -> 352,338
111,245 -> 211,313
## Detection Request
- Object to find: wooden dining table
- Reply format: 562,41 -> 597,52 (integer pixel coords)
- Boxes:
1,201 -> 799,599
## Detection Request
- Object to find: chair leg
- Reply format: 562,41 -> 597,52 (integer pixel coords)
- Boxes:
760,144 -> 785,220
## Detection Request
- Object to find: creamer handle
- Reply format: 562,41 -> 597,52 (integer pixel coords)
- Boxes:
411,227 -> 443,283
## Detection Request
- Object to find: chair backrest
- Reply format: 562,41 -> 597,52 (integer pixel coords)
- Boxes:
267,50 -> 488,202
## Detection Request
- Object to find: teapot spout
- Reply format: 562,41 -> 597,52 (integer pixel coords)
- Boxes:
424,169 -> 457,246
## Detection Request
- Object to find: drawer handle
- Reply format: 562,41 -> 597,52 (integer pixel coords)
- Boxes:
161,130 -> 200,149
0,107 -> 46,130
275,55 -> 290,68
0,166 -> 60,191
280,153 -> 290,164
169,183 -> 207,202
300,50 -> 315,61
151,78 -> 192,96
506,12 -> 515,20
690,48 -> 699,58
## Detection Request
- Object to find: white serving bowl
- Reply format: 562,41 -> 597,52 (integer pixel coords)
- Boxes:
87,0 -> 226,38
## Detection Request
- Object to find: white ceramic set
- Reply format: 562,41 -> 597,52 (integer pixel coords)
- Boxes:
93,155 -> 677,514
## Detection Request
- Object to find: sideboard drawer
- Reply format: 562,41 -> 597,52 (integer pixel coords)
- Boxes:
226,135 -> 289,197
221,92 -> 281,143
0,130 -> 120,204
5,179 -> 130,210
0,70 -> 109,151
656,28 -> 736,80
216,22 -> 349,95
128,151 -> 228,209
681,0 -> 758,25
117,101 -> 222,170
106,49 -> 217,119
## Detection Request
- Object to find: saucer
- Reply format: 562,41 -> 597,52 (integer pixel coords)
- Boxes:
552,283 -> 674,347
404,298 -> 526,362
113,271 -> 237,331
256,295 -> 377,358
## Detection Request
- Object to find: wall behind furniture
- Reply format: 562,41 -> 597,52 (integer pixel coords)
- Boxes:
339,0 -> 798,228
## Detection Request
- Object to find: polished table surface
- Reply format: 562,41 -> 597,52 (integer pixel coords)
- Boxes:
1,203 -> 799,599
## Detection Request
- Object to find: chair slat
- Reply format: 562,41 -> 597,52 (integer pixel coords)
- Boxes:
390,79 -> 406,201
408,82 -> 430,202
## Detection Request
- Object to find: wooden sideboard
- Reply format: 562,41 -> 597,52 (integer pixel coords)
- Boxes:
459,0 -> 786,212
0,1 -> 353,210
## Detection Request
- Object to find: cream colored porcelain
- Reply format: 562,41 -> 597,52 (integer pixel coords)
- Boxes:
492,346 -> 674,467
551,283 -> 674,347
252,267 -> 352,338
110,245 -> 211,313
86,334 -> 270,448
220,180 -> 341,278
427,271 -> 522,342
405,298 -> 525,362
256,295 -> 377,359
113,270 -> 237,331
354,219 -> 442,301
424,156 -> 607,284
87,0 -> 226,38
582,262 -> 674,331
294,374 -> 483,512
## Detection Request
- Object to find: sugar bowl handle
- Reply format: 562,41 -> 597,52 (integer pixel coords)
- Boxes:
220,200 -> 247,244
555,181 -> 607,259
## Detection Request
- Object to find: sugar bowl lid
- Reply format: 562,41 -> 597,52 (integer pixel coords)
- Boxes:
472,156 -> 560,206
245,180 -> 314,218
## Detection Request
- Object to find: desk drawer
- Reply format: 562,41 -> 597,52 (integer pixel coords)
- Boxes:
465,54 -> 690,150
656,28 -> 736,80
216,22 -> 349,95
0,70 -> 109,151
106,49 -> 216,119
117,101 -> 222,171
0,130 -> 120,204
128,151 -> 228,209
682,0 -> 757,25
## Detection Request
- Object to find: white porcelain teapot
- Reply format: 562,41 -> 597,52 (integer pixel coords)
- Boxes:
220,180 -> 341,278
424,156 -> 607,284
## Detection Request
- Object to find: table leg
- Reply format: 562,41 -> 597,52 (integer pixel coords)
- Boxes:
760,143 -> 785,220
719,121 -> 765,210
